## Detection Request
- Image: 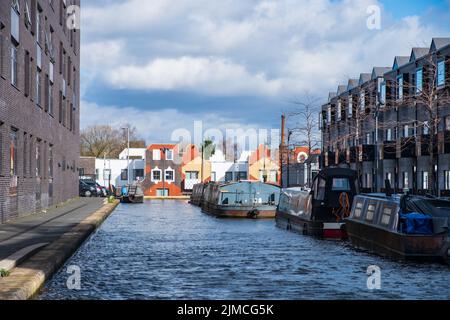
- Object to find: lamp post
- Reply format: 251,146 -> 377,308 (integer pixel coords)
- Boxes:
161,147 -> 169,197
121,127 -> 130,185
287,130 -> 293,188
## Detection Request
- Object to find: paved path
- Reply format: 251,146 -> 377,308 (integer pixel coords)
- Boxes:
0,198 -> 104,261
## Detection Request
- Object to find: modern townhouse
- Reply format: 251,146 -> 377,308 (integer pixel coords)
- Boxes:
0,0 -> 80,223
321,38 -> 450,196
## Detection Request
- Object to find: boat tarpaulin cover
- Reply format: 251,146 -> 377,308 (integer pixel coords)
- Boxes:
399,213 -> 433,235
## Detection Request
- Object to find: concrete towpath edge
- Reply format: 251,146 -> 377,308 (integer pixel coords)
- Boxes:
0,199 -> 120,300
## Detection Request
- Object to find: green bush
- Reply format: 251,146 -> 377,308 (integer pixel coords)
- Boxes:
0,269 -> 10,277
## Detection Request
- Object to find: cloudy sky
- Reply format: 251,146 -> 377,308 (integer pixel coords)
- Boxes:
80,0 -> 450,143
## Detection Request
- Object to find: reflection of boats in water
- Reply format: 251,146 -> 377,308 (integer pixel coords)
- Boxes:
346,190 -> 450,263
195,181 -> 280,219
276,168 -> 359,240
119,184 -> 144,204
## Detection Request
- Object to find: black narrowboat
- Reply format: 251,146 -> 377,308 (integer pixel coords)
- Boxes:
276,168 -> 358,239
119,184 -> 144,204
346,192 -> 450,263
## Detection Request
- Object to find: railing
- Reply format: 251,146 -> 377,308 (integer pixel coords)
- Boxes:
183,179 -> 200,191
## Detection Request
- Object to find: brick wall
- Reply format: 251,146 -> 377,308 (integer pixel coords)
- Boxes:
0,0 -> 80,223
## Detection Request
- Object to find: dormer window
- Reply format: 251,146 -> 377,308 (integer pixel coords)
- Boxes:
437,60 -> 445,87
11,0 -> 20,43
397,75 -> 403,100
416,68 -> 423,93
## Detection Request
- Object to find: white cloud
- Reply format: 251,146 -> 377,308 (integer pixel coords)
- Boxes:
81,0 -> 449,98
80,100 -> 264,143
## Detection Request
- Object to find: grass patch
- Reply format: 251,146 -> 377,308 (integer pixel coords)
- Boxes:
0,269 -> 10,277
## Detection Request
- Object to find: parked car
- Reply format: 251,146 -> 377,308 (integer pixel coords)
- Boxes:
79,180 -> 98,197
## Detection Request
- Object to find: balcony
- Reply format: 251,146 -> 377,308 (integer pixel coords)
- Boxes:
361,145 -> 375,162
383,141 -> 396,160
400,137 -> 416,158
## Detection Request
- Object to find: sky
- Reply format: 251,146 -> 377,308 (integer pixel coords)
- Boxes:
80,0 -> 450,144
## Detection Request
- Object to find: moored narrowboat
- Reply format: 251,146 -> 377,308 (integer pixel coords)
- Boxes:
201,181 -> 280,218
276,168 -> 358,239
190,183 -> 207,206
119,184 -> 144,204
346,193 -> 450,263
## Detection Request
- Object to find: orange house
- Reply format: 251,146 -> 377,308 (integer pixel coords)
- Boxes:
248,144 -> 280,185
180,144 -> 211,191
142,144 -> 183,196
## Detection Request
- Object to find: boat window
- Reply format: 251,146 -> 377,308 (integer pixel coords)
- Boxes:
316,178 -> 326,201
365,204 -> 376,222
380,207 -> 392,226
332,178 -> 351,191
354,201 -> 364,218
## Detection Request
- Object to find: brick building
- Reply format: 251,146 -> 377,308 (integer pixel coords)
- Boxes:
0,0 -> 80,223
321,38 -> 450,195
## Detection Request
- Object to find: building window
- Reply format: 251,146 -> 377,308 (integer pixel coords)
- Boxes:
225,171 -> 233,182
445,171 -> 450,190
134,169 -> 144,180
151,169 -> 161,182
359,91 -> 365,110
48,78 -> 53,114
423,121 -> 429,135
211,171 -> 216,182
348,96 -> 353,117
165,169 -> 175,182
365,173 -> 372,188
35,139 -> 41,177
437,60 -> 445,87
121,169 -> 128,181
366,133 -> 371,144
403,172 -> 409,189
153,149 -> 161,160
156,189 -> 169,197
103,169 -> 111,180
386,172 -> 392,185
446,116 -> 450,131
36,70 -> 41,106
386,128 -> 392,141
327,106 -> 331,124
397,75 -> 403,100
95,169 -> 99,180
379,83 -> 386,105
416,68 -> 423,93
422,171 -> 429,190
166,149 -> 173,160
337,101 -> 341,121
237,171 -> 247,180
403,125 -> 409,138
269,170 -> 278,183
10,129 -> 18,177
11,45 -> 18,87
11,0 -> 20,43
186,171 -> 199,180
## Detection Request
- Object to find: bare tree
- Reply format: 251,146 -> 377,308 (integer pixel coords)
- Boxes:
81,124 -> 142,158
289,93 -> 322,187
384,54 -> 450,195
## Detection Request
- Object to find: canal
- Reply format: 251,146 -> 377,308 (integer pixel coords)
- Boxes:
39,200 -> 450,300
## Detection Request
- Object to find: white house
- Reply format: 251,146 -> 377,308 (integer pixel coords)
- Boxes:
209,150 -> 250,182
95,158 -> 145,188
118,148 -> 146,160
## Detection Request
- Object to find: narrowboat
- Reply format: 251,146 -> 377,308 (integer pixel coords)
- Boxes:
201,181 -> 280,218
190,183 -> 207,207
346,192 -> 450,263
119,184 -> 144,204
276,168 -> 359,239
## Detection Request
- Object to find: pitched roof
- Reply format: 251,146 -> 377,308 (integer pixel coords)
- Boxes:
328,92 -> 336,101
393,56 -> 410,70
410,47 -> 429,62
337,85 -> 347,96
359,73 -> 371,85
430,38 -> 450,52
347,79 -> 358,91
371,67 -> 390,79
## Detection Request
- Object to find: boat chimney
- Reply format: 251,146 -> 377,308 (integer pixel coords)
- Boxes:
385,179 -> 393,197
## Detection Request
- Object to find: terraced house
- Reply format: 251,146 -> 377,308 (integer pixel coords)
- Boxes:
0,0 -> 80,223
321,38 -> 450,196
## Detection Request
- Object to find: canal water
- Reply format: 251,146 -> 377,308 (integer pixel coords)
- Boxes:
40,200 -> 450,300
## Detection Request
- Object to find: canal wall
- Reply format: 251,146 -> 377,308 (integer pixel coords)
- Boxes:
0,200 -> 120,300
